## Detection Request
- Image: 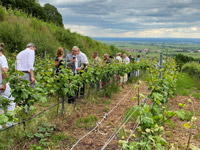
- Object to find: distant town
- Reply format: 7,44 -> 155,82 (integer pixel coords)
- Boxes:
123,48 -> 200,53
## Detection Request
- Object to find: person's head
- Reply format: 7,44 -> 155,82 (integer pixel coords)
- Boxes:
137,55 -> 140,58
72,46 -> 79,56
123,54 -> 127,58
57,47 -> 64,57
117,52 -> 122,56
104,54 -> 108,59
0,43 -> 4,52
26,43 -> 37,51
93,52 -> 98,58
76,47 -> 81,55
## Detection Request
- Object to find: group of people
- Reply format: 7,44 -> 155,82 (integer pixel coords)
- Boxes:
0,42 -> 37,128
55,47 -> 140,101
0,42 -> 140,128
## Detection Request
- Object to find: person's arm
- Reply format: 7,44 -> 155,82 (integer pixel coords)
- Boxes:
0,67 -> 7,91
67,55 -> 75,70
30,69 -> 35,84
83,54 -> 89,66
55,57 -> 60,68
28,51 -> 35,84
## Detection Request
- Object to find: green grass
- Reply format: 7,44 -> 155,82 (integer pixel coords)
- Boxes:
103,99 -> 111,105
50,132 -> 69,143
195,133 -> 200,140
175,73 -> 197,96
193,93 -> 200,99
103,107 -> 110,112
75,115 -> 98,129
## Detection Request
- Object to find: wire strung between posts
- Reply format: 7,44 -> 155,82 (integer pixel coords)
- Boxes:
0,101 -> 62,133
120,123 -> 139,150
100,86 -> 153,150
120,100 -> 157,150
70,87 -> 133,150
96,73 -> 148,136
100,88 -> 152,150
100,98 -> 148,150
70,72 -> 147,150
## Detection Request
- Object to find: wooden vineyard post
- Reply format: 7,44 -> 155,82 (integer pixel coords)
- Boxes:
61,49 -> 69,115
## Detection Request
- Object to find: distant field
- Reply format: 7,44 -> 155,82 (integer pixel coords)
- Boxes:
103,41 -> 200,59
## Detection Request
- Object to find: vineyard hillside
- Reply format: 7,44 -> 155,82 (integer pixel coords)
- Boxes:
0,5 -> 120,57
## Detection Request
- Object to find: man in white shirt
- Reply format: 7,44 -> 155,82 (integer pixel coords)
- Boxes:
76,47 -> 88,97
67,46 -> 81,103
122,54 -> 130,82
16,43 -> 36,88
0,43 -> 15,128
116,52 -> 122,64
123,54 -> 130,64
76,48 -> 89,67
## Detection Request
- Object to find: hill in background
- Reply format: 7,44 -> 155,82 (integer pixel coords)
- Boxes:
0,5 -> 120,58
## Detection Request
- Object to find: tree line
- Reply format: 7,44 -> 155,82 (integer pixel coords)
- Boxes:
0,0 -> 63,27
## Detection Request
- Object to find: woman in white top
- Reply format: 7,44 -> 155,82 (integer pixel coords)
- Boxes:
0,43 -> 15,128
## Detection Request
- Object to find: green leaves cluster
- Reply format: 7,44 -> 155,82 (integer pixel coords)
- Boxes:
1,0 -> 63,27
182,62 -> 200,78
121,58 -> 178,149
0,56 -> 148,125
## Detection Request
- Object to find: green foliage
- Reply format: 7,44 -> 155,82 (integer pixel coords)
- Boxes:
193,93 -> 200,99
0,6 -> 6,21
43,3 -> 63,27
103,99 -> 111,105
1,0 -> 63,26
27,122 -> 56,149
175,53 -> 195,70
50,132 -> 68,143
195,133 -> 200,140
175,73 -> 197,96
182,62 -> 200,78
176,109 -> 193,121
120,58 -> 178,149
75,115 -> 98,129
0,5 -> 120,57
103,107 -> 110,112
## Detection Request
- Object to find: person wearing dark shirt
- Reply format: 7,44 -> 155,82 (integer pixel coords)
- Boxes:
55,47 -> 64,75
103,54 -> 111,64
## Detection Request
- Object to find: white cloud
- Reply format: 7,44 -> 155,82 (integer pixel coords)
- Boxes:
40,0 -> 200,38
64,24 -> 200,38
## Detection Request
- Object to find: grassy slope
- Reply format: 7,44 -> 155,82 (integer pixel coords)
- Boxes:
0,6 -> 119,58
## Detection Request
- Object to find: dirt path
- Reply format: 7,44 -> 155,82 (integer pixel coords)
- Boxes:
164,95 -> 200,149
55,81 -> 149,150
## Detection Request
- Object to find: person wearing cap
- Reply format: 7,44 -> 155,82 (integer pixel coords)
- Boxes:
16,43 -> 36,88
116,52 -> 122,64
0,43 -> 15,128
92,52 -> 102,67
66,46 -> 81,103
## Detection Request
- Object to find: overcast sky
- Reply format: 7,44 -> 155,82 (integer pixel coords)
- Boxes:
39,0 -> 200,38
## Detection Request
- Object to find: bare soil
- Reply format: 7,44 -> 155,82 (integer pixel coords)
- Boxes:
55,82 -> 149,150
164,95 -> 200,149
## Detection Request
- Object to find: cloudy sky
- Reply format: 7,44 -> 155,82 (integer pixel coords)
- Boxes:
39,0 -> 200,38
